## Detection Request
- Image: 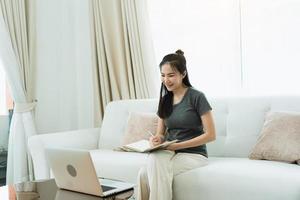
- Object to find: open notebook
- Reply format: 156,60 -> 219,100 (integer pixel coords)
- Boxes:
121,140 -> 178,153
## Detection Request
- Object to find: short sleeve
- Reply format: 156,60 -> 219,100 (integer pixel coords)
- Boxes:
194,92 -> 212,116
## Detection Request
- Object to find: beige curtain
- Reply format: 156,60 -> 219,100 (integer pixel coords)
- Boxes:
90,0 -> 158,124
0,0 -> 36,183
0,0 -> 36,96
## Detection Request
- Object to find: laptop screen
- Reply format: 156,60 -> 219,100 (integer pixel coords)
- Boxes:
101,185 -> 116,192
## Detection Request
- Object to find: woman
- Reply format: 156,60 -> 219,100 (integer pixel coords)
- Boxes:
137,49 -> 216,200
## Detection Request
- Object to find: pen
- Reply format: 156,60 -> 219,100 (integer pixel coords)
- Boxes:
147,131 -> 155,137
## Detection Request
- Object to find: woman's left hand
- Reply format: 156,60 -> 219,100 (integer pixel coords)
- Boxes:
166,143 -> 180,151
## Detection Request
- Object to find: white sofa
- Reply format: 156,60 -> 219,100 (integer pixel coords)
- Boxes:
28,96 -> 300,200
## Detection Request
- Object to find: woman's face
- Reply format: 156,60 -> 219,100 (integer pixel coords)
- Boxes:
160,63 -> 185,91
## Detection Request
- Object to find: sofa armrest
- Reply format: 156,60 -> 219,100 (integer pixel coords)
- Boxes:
28,128 -> 100,180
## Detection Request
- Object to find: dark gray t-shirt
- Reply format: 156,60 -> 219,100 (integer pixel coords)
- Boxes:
164,87 -> 212,157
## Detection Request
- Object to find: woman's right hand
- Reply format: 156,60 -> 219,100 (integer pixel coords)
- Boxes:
149,135 -> 163,146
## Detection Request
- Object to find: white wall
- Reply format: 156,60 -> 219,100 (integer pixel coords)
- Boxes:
35,0 -> 95,133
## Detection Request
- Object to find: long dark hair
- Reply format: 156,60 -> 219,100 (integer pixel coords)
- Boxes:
157,49 -> 192,119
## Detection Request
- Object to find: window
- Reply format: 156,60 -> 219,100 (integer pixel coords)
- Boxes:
0,60 -> 13,115
0,59 -> 11,185
0,62 -> 7,115
147,0 -> 300,97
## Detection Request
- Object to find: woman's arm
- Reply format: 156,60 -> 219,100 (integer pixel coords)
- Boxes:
156,117 -> 166,138
150,117 -> 166,146
167,111 -> 216,151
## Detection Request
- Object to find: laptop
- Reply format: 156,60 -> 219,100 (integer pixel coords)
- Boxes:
45,147 -> 135,197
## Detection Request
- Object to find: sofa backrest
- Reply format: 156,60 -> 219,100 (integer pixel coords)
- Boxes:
98,96 -> 300,157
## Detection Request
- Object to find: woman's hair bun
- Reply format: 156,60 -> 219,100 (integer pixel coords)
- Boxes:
175,49 -> 184,56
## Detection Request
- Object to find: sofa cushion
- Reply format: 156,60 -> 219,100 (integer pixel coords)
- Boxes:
121,112 -> 158,146
89,151 -> 300,200
98,100 -> 158,150
173,157 -> 300,200
98,96 -> 300,158
249,111 -> 300,164
90,149 -> 148,183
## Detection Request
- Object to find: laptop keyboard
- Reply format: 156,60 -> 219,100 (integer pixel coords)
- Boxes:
101,185 -> 116,192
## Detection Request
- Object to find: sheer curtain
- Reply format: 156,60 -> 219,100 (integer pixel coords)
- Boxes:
147,0 -> 300,97
240,0 -> 300,96
90,0 -> 159,124
0,0 -> 36,183
147,0 -> 241,97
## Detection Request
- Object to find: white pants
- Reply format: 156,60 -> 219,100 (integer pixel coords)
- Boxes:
137,150 -> 208,200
